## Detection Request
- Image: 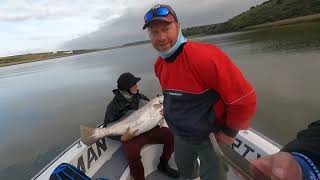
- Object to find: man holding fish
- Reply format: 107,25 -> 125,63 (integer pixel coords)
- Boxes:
80,73 -> 179,180
102,72 -> 179,180
143,4 -> 257,180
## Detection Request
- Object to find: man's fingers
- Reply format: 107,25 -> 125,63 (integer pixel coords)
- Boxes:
250,157 -> 273,178
122,127 -> 131,136
271,168 -> 285,179
214,133 -> 221,143
271,152 -> 302,180
251,156 -> 272,170
250,152 -> 303,180
214,132 -> 234,144
132,129 -> 139,135
160,109 -> 164,116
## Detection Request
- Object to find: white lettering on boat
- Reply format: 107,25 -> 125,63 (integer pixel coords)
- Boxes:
77,138 -> 108,173
232,138 -> 261,159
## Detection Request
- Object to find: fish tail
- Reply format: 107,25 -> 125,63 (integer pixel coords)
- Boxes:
80,125 -> 100,146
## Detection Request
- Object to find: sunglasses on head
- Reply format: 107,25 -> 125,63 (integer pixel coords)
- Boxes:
144,7 -> 170,23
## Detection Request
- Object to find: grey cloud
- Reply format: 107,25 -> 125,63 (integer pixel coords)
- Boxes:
28,35 -> 66,41
62,0 -> 267,50
0,14 -> 33,22
62,8 -> 146,50
0,0 -> 117,22
0,7 -> 75,22
0,11 -> 74,22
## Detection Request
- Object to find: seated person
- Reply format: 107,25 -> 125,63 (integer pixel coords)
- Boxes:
103,72 -> 179,180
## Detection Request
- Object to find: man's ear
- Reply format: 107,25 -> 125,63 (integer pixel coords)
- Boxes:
176,22 -> 180,29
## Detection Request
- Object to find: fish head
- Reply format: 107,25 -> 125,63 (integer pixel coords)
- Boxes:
150,96 -> 164,114
152,103 -> 162,109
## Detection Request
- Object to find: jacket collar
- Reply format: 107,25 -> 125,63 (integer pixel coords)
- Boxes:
163,42 -> 186,63
113,89 -> 129,103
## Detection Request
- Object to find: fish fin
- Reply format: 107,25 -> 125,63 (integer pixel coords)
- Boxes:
80,125 -> 101,146
158,118 -> 165,128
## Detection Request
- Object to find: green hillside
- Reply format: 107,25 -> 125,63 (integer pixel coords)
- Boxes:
183,0 -> 320,36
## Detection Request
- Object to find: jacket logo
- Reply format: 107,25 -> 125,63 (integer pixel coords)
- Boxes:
168,92 -> 182,96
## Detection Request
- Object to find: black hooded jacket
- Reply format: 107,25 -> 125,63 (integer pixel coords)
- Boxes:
103,89 -> 150,126
103,89 -> 150,140
281,120 -> 320,169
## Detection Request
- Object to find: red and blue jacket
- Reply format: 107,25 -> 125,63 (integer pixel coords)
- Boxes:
154,41 -> 256,140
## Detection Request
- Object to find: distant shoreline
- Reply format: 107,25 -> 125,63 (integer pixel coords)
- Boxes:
242,13 -> 320,31
0,49 -> 105,68
1,13 -> 320,68
0,54 -> 72,68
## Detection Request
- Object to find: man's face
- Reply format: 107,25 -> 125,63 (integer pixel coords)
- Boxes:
148,20 -> 179,52
130,84 -> 138,94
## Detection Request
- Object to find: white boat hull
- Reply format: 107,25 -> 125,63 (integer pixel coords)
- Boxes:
32,121 -> 281,180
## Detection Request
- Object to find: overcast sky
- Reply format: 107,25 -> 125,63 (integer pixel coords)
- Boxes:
0,0 -> 266,57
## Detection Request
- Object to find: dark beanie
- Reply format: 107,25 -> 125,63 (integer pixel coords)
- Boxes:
117,72 -> 141,92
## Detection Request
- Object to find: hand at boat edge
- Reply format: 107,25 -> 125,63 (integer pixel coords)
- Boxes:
214,131 -> 235,145
250,152 -> 303,180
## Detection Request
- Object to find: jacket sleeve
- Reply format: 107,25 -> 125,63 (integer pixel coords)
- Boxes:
103,100 -> 122,141
191,44 -> 256,136
138,93 -> 150,101
281,120 -> 320,168
103,99 -> 121,127
129,92 -> 150,110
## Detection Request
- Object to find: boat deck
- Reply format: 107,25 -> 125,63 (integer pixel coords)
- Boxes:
146,171 -> 184,180
92,146 -> 184,180
92,147 -> 127,180
91,145 -> 240,180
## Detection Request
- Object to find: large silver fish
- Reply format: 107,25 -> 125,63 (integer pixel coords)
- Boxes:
80,96 -> 164,146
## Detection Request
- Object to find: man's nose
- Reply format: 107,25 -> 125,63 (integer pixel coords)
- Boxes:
158,31 -> 166,41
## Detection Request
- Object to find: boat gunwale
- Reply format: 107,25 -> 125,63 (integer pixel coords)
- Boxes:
248,128 -> 282,149
31,122 -> 105,180
32,125 -> 282,179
